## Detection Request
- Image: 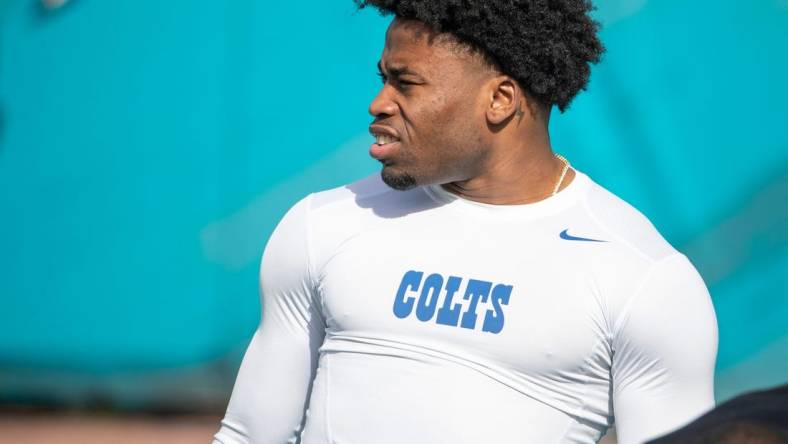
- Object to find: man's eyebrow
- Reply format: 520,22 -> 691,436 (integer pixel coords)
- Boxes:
377,60 -> 422,77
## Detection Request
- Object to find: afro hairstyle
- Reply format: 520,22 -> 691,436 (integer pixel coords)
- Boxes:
355,0 -> 605,112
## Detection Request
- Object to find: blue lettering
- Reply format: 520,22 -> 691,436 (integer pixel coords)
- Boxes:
460,279 -> 492,329
393,270 -> 423,319
482,284 -> 512,334
416,273 -> 444,321
392,270 -> 512,334
435,276 -> 463,327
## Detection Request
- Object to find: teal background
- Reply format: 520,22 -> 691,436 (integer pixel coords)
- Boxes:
1,0 -> 786,411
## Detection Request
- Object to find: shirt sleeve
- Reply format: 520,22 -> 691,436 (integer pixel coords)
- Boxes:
611,253 -> 718,444
213,194 -> 325,444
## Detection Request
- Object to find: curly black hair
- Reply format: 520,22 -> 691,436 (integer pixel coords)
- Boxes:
355,0 -> 604,112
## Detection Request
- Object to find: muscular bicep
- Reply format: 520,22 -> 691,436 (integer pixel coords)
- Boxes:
612,254 -> 718,444
214,195 -> 325,444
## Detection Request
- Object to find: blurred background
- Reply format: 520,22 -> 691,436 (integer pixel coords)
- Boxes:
1,0 -> 786,442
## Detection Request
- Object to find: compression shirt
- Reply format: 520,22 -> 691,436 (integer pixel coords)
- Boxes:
213,170 -> 718,444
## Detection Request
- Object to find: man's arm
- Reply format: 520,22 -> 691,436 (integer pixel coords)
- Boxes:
213,195 -> 325,444
612,253 -> 718,444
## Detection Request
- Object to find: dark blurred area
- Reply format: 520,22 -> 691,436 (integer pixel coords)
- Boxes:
648,384 -> 788,444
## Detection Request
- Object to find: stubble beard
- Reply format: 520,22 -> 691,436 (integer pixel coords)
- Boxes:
380,167 -> 418,191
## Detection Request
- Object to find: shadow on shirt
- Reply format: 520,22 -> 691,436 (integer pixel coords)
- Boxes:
347,175 -> 449,219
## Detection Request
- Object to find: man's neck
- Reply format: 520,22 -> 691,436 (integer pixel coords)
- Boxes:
439,135 -> 574,205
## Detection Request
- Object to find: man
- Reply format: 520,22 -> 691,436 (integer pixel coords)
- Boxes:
213,1 -> 718,443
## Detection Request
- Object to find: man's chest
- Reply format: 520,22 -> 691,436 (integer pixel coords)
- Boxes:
314,221 -> 612,375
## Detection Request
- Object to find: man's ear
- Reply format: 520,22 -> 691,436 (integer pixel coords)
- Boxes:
486,76 -> 520,125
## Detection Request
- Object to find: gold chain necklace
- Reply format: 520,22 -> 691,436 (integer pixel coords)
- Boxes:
551,154 -> 570,196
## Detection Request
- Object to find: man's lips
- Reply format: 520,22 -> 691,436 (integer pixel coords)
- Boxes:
369,140 -> 402,160
368,124 -> 402,161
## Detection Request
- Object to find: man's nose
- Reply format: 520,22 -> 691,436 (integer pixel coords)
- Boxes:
368,86 -> 398,119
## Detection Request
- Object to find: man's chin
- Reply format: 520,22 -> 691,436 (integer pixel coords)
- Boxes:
380,168 -> 418,191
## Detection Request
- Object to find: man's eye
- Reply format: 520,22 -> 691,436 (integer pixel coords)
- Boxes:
376,71 -> 416,89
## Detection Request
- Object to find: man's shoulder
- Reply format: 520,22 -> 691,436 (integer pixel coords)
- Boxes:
306,172 -> 432,219
273,174 -> 395,240
579,173 -> 677,263
309,173 -> 393,212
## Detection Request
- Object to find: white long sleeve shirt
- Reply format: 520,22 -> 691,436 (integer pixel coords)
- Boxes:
213,170 -> 718,444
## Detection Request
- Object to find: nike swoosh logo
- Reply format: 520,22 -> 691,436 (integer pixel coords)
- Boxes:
559,229 -> 607,242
